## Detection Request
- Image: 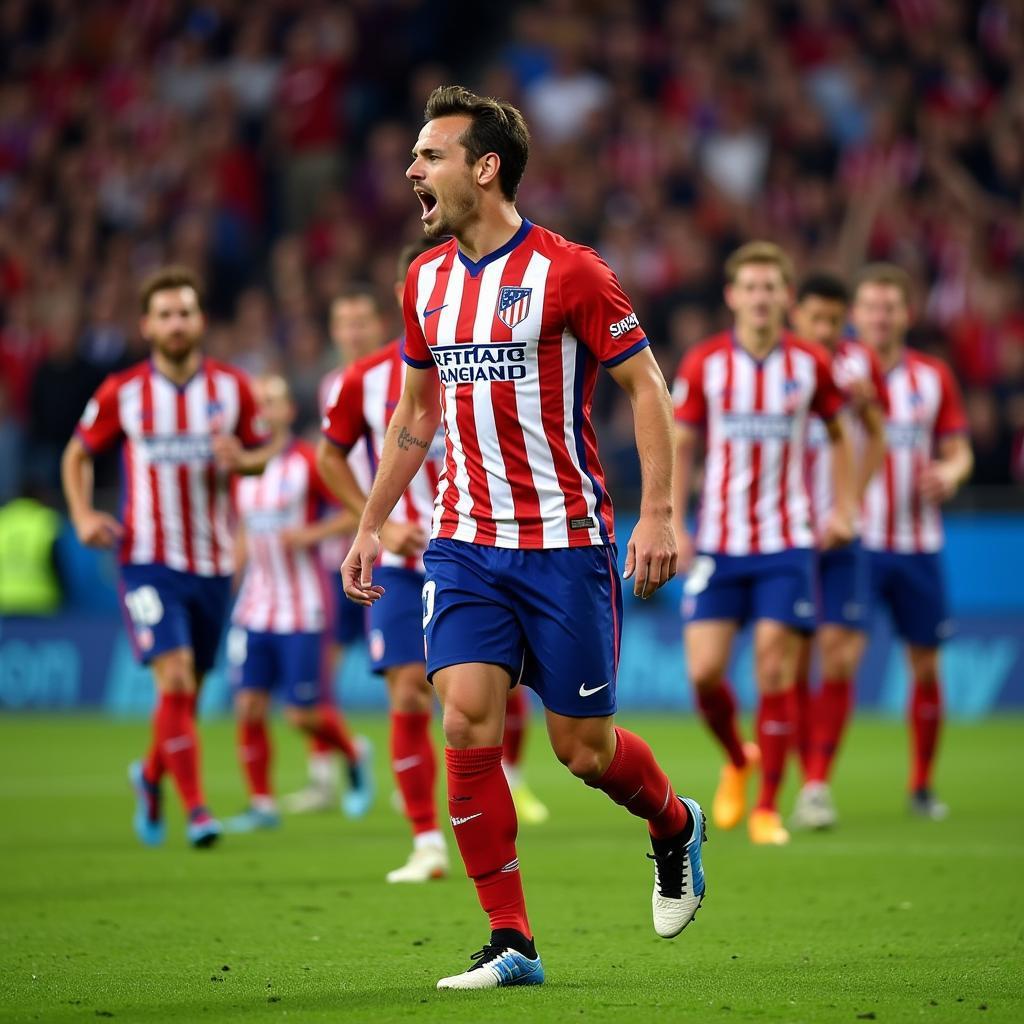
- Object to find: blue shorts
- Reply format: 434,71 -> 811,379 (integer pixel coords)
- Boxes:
367,566 -> 427,673
119,563 -> 232,676
816,541 -> 868,628
229,629 -> 324,707
422,538 -> 622,718
867,550 -> 952,648
682,549 -> 816,631
332,574 -> 366,646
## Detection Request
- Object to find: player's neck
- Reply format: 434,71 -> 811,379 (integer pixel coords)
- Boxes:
877,340 -> 903,374
455,203 -> 523,264
152,348 -> 202,386
734,324 -> 781,360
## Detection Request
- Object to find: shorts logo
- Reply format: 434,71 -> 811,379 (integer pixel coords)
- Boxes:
369,628 -> 385,663
794,599 -> 815,619
496,286 -> 532,328
578,682 -> 609,698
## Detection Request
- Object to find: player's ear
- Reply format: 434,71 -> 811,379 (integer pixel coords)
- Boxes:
476,152 -> 501,189
723,283 -> 737,314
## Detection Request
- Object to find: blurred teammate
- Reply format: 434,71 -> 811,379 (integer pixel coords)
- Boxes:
227,374 -> 372,832
673,242 -> 854,847
789,272 -> 887,829
853,264 -> 973,819
61,266 -> 276,849
343,85 -> 705,990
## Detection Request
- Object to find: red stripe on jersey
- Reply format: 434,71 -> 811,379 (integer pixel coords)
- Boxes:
779,346 -> 794,548
142,376 -> 165,565
719,348 -> 734,551
905,360 -> 923,551
205,370 -> 221,572
748,363 -> 765,553
175,389 -> 196,573
422,252 -> 452,348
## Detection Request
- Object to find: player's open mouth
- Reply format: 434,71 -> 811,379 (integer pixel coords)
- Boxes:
415,187 -> 438,220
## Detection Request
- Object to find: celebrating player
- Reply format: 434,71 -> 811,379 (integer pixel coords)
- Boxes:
673,242 -> 854,847
789,272 -> 887,829
227,374 -> 372,832
853,264 -> 973,819
61,266 -> 277,848
342,86 -> 706,990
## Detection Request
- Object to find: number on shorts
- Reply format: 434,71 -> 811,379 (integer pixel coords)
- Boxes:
684,555 -> 716,596
124,585 -> 164,627
421,579 -> 437,628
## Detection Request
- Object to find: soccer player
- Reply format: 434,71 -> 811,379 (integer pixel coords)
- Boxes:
788,272 -> 888,829
852,264 -> 972,819
673,242 -> 854,847
342,85 -> 705,990
227,374 -> 372,831
61,266 -> 276,848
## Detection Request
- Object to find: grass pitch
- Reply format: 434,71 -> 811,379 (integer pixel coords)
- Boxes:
0,712 -> 1021,1023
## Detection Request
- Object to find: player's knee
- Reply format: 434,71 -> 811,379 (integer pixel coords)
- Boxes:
688,659 -> 727,692
388,667 -> 433,714
235,691 -> 264,722
756,655 -> 788,694
287,705 -> 317,732
553,739 -> 606,782
441,705 -> 485,749
154,654 -> 195,695
909,648 -> 940,686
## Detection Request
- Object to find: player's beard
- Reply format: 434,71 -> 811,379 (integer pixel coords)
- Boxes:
155,331 -> 201,365
424,182 -> 476,241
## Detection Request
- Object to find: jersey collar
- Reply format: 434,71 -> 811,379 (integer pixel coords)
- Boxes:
456,218 -> 534,278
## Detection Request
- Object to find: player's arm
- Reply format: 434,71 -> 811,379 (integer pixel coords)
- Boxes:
211,434 -> 282,476
281,508 -> 360,550
855,401 -> 886,501
920,433 -> 973,503
232,520 -> 248,592
672,423 -> 700,574
821,416 -> 856,549
61,436 -> 124,548
607,347 -> 678,599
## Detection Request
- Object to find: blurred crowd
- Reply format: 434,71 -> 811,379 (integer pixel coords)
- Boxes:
1,0 -> 1023,510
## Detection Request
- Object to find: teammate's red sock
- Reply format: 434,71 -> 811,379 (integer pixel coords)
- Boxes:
143,740 -> 163,785
310,706 -> 358,763
589,728 -> 688,839
238,718 -> 272,799
807,679 -> 853,784
696,682 -> 748,768
793,676 -> 813,777
154,691 -> 205,814
391,711 -> 437,835
502,686 -> 527,768
910,679 -> 942,791
755,690 -> 795,811
445,746 -> 530,938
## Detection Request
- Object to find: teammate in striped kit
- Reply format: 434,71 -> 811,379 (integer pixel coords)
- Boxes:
673,242 -> 855,847
788,273 -> 888,830
343,86 -> 705,991
61,266 -> 277,848
226,374 -> 372,832
852,264 -> 973,819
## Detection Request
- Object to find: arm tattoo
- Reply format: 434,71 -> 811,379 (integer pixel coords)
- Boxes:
397,426 -> 429,451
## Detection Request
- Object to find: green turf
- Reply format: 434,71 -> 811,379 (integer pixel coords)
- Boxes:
0,713 -> 1021,1023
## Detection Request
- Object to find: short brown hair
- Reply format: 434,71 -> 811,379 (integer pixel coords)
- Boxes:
724,241 -> 795,286
396,237 -> 441,283
854,263 -> 913,305
139,265 -> 203,314
331,284 -> 381,313
423,85 -> 530,201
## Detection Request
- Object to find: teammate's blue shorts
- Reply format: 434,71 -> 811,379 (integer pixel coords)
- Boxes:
332,573 -> 366,645
422,538 -> 623,718
119,563 -> 232,675
368,566 -> 427,673
816,541 -> 869,628
229,629 -> 324,707
867,550 -> 952,647
682,548 -> 816,631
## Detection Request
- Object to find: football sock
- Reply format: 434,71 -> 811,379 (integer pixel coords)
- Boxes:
589,728 -> 689,840
154,691 -> 205,815
445,746 -> 531,938
309,706 -> 358,763
807,678 -> 853,784
502,686 -> 527,768
910,679 -> 942,791
696,682 -> 748,768
142,740 -> 163,786
390,711 -> 438,835
309,705 -> 334,756
238,717 -> 272,799
755,690 -> 795,811
793,676 -> 813,777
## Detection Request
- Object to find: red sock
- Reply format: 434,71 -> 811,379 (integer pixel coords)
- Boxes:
310,706 -> 358,763
696,682 -> 747,768
445,747 -> 530,938
238,718 -> 272,799
153,691 -> 205,814
391,711 -> 437,834
502,687 -> 527,767
807,679 -> 853,784
756,690 -> 795,811
793,677 -> 813,777
143,739 -> 163,784
910,679 -> 942,791
589,728 -> 688,839
309,703 -> 334,755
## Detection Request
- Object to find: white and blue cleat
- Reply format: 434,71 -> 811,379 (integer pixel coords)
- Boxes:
187,808 -> 223,849
436,943 -> 544,990
342,736 -> 375,819
650,796 -> 707,939
224,806 -> 281,833
128,760 -> 165,847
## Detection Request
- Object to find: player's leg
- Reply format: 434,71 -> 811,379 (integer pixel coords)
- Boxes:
792,634 -> 814,777
503,686 -> 549,825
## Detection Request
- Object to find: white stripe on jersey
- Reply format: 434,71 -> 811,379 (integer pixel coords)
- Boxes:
184,379 -> 214,575
698,350 -> 729,553
757,352 -> 787,552
152,376 -> 186,572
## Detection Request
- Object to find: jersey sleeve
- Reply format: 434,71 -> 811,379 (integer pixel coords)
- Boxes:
401,271 -> 434,369
297,441 -> 340,507
75,374 -> 123,454
934,359 -> 968,436
672,348 -> 707,426
320,364 -> 365,450
235,373 -> 270,448
811,346 -> 846,421
561,248 -> 649,366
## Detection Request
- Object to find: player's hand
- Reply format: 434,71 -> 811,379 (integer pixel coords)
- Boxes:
623,512 -> 678,600
380,521 -> 428,558
341,529 -> 386,606
845,376 -> 877,409
211,433 -> 245,473
73,509 -> 124,549
675,525 -> 696,575
919,461 -> 958,504
820,508 -> 856,550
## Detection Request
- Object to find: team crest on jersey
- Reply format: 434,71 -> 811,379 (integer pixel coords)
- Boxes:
496,286 -> 532,329
207,399 -> 225,432
782,377 -> 803,413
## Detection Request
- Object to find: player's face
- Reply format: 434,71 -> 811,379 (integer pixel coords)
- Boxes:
330,296 -> 384,363
852,283 -> 909,353
407,115 -> 478,240
725,264 -> 791,335
254,378 -> 294,432
142,287 -> 204,363
792,295 -> 848,350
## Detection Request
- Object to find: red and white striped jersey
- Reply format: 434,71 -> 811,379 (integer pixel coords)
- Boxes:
402,219 -> 649,549
75,357 -> 267,576
862,349 -> 967,553
804,339 -> 888,528
232,440 -> 333,633
321,338 -> 443,572
673,332 -> 845,555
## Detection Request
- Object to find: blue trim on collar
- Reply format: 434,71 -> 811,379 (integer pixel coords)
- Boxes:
148,355 -> 206,392
456,219 -> 534,278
